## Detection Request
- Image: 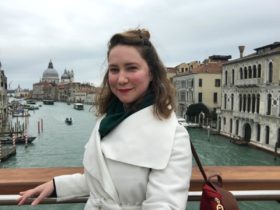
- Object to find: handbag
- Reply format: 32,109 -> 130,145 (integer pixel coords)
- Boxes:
190,141 -> 240,210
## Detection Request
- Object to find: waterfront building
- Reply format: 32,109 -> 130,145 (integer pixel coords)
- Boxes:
14,84 -> 31,98
0,61 -> 8,126
33,61 -> 60,100
166,67 -> 176,81
219,42 -> 280,151
58,82 -> 95,104
176,61 -> 200,74
33,81 -> 57,100
32,61 -> 96,103
173,56 -> 230,118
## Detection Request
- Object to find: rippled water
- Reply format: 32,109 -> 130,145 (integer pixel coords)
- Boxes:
187,128 -> 280,210
189,128 -> 280,166
1,101 -> 96,168
0,102 -> 279,209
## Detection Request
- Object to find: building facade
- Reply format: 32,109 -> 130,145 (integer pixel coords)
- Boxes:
0,62 -> 8,126
32,61 -> 96,103
219,42 -> 280,151
173,56 -> 229,118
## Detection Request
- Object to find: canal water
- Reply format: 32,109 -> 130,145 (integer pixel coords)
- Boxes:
0,101 -> 279,209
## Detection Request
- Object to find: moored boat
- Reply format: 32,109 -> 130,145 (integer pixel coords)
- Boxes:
43,100 -> 54,105
73,103 -> 84,110
26,100 -> 36,105
230,138 -> 249,146
177,117 -> 188,127
12,110 -> 30,117
0,136 -> 36,144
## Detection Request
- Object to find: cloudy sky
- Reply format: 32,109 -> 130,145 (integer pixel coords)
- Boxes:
0,0 -> 279,89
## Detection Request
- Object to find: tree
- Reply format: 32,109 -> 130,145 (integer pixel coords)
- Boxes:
186,103 -> 209,121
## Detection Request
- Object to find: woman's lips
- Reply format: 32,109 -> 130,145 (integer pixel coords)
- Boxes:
118,88 -> 132,93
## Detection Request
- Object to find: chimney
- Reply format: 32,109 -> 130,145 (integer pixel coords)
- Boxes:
238,46 -> 245,58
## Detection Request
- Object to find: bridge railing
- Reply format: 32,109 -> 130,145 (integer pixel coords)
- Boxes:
1,166 -> 280,205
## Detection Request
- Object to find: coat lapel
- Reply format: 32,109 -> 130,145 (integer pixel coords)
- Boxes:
83,119 -> 120,203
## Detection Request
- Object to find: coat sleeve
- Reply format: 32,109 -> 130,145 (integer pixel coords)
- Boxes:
142,125 -> 192,210
54,172 -> 90,201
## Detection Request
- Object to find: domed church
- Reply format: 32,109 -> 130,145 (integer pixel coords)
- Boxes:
42,60 -> 59,84
61,69 -> 74,83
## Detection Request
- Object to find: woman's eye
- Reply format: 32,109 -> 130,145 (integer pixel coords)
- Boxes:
109,68 -> 119,73
127,66 -> 137,71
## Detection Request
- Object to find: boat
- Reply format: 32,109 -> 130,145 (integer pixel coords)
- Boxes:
230,138 -> 249,146
73,103 -> 84,110
26,100 -> 36,105
186,122 -> 200,128
177,117 -> 188,127
65,118 -> 72,125
43,100 -> 54,105
27,105 -> 39,110
0,136 -> 36,144
12,110 -> 30,117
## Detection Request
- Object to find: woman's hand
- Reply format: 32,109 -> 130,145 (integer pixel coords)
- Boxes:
17,180 -> 54,206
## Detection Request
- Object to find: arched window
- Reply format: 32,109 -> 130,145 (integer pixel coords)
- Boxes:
256,94 -> 260,113
257,64 -> 261,78
244,67 -> 248,79
225,71 -> 228,85
253,65 -> 257,78
267,94 -> 272,115
239,94 -> 242,111
268,62 -> 273,83
265,126 -> 270,144
231,94 -> 234,110
247,94 -> 251,112
235,119 -> 239,135
248,66 -> 252,78
232,69 -> 235,85
240,67 -> 243,79
230,119 -> 233,133
224,94 -> 227,109
256,124 -> 261,142
243,94 -> 247,112
252,94 -> 256,113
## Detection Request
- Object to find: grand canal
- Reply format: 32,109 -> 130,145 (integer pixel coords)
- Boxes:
0,101 -> 279,209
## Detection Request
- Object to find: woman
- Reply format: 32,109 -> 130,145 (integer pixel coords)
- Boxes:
18,28 -> 192,210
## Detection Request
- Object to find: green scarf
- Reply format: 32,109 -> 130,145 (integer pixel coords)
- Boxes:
99,91 -> 154,139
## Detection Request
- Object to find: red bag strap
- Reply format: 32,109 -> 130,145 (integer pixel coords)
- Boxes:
191,140 -> 240,210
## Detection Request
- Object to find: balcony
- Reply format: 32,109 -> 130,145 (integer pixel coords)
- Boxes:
233,111 -> 257,121
235,78 -> 262,87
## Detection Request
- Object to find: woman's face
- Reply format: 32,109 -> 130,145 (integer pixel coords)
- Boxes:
108,45 -> 152,106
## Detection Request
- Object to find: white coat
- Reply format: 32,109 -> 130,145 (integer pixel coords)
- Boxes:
54,106 -> 192,210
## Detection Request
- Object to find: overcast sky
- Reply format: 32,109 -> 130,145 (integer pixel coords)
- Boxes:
0,0 -> 279,90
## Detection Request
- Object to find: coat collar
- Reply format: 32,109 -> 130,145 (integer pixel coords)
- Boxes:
101,106 -> 177,169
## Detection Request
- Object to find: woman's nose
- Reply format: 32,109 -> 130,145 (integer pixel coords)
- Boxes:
118,71 -> 128,84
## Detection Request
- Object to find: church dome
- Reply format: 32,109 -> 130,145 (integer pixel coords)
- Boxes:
42,61 -> 59,83
61,69 -> 70,79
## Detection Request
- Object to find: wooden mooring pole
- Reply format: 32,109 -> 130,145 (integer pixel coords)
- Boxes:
37,121 -> 40,134
41,119 -> 43,133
